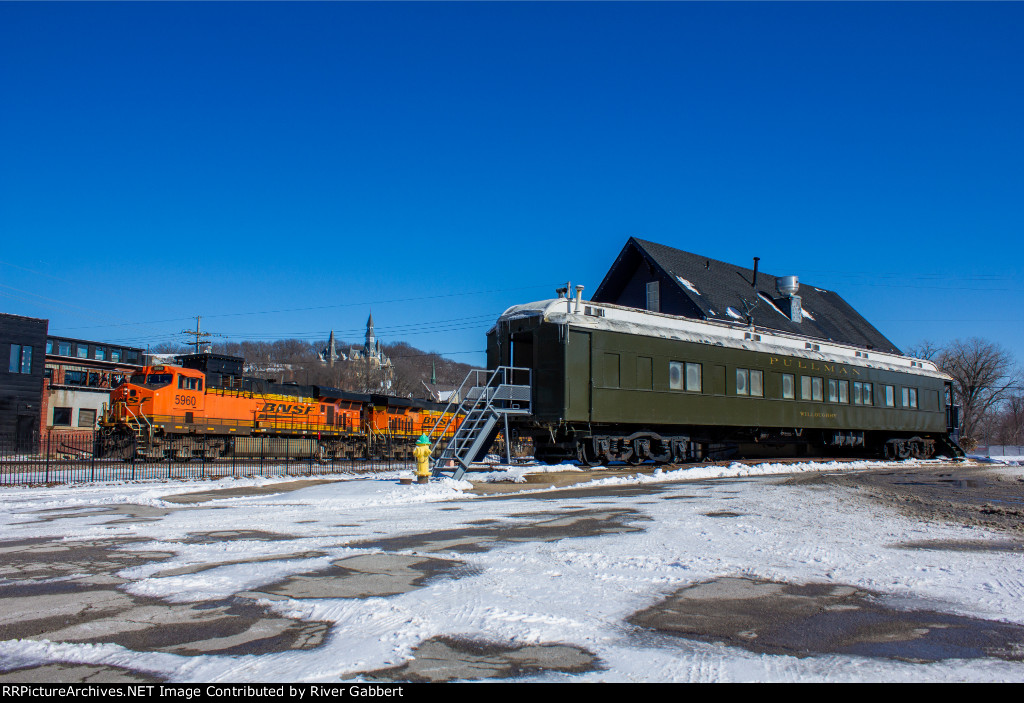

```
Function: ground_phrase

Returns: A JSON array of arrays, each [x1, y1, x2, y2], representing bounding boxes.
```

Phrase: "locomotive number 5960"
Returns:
[[175, 394, 197, 407]]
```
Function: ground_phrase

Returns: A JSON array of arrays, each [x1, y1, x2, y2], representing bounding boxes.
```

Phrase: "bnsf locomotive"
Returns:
[[96, 353, 460, 462], [486, 296, 964, 465]]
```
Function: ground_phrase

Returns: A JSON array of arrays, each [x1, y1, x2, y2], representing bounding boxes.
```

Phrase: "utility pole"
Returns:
[[182, 316, 214, 354]]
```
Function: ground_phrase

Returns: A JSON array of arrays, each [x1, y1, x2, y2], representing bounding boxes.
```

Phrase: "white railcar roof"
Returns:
[[494, 299, 949, 381]]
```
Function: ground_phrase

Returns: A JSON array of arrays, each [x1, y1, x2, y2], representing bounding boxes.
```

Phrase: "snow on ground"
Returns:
[[1, 460, 1022, 682]]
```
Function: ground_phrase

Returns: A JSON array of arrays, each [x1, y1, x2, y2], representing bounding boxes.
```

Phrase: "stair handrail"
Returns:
[[425, 367, 489, 450], [428, 366, 532, 470]]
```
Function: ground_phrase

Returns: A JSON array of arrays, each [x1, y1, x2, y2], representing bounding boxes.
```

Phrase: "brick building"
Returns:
[[42, 336, 144, 439]]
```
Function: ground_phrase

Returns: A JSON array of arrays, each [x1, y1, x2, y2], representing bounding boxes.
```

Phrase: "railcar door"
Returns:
[[566, 330, 591, 422]]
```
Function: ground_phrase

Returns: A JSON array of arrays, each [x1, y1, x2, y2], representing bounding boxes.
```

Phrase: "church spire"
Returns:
[[365, 310, 375, 353]]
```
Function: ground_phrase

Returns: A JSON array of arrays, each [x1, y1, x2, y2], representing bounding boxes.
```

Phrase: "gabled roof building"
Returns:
[[591, 237, 900, 355]]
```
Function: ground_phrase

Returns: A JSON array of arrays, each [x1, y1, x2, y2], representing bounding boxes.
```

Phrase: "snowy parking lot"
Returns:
[[1, 459, 1023, 683]]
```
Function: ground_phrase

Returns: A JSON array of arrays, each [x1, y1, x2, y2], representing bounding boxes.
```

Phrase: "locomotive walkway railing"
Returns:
[[427, 366, 532, 481]]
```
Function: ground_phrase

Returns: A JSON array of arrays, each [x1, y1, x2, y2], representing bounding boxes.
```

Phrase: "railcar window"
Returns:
[[802, 376, 823, 401], [829, 379, 838, 402], [839, 380, 849, 403], [686, 363, 702, 392], [782, 373, 795, 399], [902, 387, 918, 409], [884, 385, 895, 407], [669, 362, 683, 390], [130, 374, 146, 384], [735, 369, 763, 397], [853, 382, 874, 405]]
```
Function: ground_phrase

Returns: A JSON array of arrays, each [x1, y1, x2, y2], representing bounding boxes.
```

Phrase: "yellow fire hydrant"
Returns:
[[413, 434, 432, 483]]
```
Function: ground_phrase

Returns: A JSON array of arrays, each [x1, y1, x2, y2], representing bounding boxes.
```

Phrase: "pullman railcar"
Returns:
[[95, 352, 460, 462], [486, 297, 963, 465]]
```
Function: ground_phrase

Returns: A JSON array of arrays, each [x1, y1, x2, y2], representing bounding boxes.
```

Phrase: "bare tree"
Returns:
[[936, 338, 1019, 446], [993, 393, 1024, 446], [905, 340, 942, 361]]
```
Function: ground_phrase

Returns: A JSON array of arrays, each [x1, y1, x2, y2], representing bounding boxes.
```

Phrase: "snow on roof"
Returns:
[[676, 276, 701, 295]]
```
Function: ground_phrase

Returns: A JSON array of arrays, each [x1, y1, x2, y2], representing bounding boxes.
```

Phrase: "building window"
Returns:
[[782, 373, 795, 399], [78, 409, 97, 428], [76, 344, 89, 359], [883, 385, 895, 407], [646, 281, 660, 313], [52, 407, 72, 426], [58, 341, 71, 357], [111, 350, 121, 362], [64, 370, 88, 385], [802, 376, 823, 401], [95, 347, 106, 361], [8, 345, 32, 374], [46, 339, 53, 354]]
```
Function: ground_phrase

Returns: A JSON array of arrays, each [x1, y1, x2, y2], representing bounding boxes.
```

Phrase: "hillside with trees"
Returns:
[[151, 338, 475, 399]]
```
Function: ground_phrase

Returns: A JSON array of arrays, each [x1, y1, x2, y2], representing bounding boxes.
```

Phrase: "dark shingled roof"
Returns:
[[591, 237, 901, 354]]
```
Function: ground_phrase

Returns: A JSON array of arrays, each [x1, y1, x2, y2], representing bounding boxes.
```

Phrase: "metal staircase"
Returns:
[[427, 366, 532, 481]]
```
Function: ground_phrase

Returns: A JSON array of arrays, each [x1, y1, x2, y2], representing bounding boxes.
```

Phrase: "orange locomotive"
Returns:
[[96, 353, 460, 462]]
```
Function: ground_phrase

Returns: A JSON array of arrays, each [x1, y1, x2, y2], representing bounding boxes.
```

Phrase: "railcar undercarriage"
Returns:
[[529, 423, 963, 466], [94, 423, 436, 462]]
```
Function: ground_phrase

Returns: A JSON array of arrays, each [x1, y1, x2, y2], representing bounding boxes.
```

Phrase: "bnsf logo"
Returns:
[[259, 403, 314, 416]]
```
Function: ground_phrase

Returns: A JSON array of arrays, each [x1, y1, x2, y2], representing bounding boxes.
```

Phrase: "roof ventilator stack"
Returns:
[[777, 275, 802, 323]]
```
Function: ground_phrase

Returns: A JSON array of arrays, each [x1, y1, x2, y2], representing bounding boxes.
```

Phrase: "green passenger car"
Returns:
[[487, 298, 963, 465]]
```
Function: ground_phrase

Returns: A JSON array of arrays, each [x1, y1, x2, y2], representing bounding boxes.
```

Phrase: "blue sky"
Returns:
[[1, 2, 1021, 367]]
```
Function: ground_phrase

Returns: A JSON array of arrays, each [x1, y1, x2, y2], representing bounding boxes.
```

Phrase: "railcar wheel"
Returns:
[[578, 441, 603, 467]]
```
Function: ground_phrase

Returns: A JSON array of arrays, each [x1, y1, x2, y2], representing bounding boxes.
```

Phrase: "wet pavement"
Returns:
[[352, 507, 649, 554], [250, 554, 469, 600], [357, 637, 599, 682], [629, 576, 1024, 662], [783, 464, 1024, 534]]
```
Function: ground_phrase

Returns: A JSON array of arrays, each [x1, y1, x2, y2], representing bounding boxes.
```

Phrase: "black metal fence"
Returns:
[[0, 431, 415, 487]]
